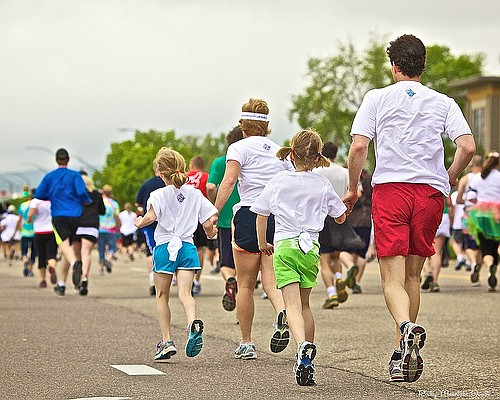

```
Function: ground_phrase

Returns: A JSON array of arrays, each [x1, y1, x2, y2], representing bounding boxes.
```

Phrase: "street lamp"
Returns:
[[25, 145, 99, 173]]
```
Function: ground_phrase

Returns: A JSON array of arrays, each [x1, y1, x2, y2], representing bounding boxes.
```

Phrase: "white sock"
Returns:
[[149, 272, 154, 285], [194, 279, 200, 285], [334, 272, 342, 279], [326, 285, 337, 297], [57, 281, 65, 287]]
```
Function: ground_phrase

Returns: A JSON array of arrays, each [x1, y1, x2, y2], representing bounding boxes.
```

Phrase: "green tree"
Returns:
[[289, 35, 484, 168], [93, 129, 226, 205]]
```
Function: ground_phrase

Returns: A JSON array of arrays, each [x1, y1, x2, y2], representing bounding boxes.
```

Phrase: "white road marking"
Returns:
[[111, 364, 165, 375], [69, 397, 131, 400]]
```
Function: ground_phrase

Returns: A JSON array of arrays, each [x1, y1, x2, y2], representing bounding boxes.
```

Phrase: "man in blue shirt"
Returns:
[[35, 148, 91, 296]]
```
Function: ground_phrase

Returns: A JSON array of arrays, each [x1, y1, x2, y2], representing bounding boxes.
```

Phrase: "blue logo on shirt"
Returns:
[[263, 144, 271, 151], [405, 88, 416, 97], [177, 193, 185, 203]]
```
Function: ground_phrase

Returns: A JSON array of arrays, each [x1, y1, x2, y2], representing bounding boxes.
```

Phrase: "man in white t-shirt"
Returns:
[[343, 34, 476, 383]]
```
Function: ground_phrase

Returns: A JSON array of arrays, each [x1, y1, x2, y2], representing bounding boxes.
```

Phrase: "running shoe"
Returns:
[[270, 310, 290, 353], [103, 259, 112, 273], [352, 283, 363, 294], [79, 277, 88, 296], [400, 322, 426, 383], [222, 277, 237, 311], [48, 266, 57, 285], [192, 282, 201, 296], [429, 282, 440, 292], [185, 319, 204, 357], [488, 264, 497, 291], [470, 264, 480, 286], [388, 358, 404, 382], [154, 340, 177, 361], [335, 278, 348, 303], [322, 295, 339, 309], [234, 342, 257, 360], [294, 341, 317, 386], [345, 265, 359, 289], [54, 284, 66, 296], [420, 273, 433, 290], [454, 259, 467, 271], [149, 285, 156, 296], [23, 262, 30, 277], [38, 280, 47, 288], [72, 261, 83, 287]]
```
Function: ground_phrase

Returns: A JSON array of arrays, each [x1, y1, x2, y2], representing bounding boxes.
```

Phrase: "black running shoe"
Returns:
[[103, 259, 112, 273], [54, 284, 66, 296], [79, 278, 88, 296], [270, 310, 289, 353], [421, 274, 433, 290], [222, 277, 237, 312], [149, 285, 156, 296], [488, 264, 497, 291], [470, 264, 481, 286], [72, 261, 83, 287]]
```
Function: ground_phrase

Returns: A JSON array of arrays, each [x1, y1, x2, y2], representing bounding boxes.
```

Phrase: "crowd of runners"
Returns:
[[1, 34, 499, 387]]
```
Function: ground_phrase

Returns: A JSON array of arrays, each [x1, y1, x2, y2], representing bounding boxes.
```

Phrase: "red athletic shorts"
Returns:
[[372, 183, 444, 258]]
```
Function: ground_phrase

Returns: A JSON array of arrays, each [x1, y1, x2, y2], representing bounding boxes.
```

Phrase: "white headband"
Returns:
[[240, 112, 268, 121]]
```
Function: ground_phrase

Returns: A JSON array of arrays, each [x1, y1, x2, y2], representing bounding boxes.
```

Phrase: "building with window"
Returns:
[[450, 76, 500, 153]]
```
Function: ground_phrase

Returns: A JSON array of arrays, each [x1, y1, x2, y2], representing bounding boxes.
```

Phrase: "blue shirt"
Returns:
[[135, 176, 165, 230], [35, 167, 91, 218]]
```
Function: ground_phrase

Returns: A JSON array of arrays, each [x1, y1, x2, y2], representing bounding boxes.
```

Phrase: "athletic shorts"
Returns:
[[343, 226, 372, 258], [218, 227, 235, 269], [372, 183, 444, 258], [451, 229, 463, 242], [142, 226, 156, 257], [52, 216, 80, 242], [435, 214, 451, 238], [35, 233, 57, 269], [462, 233, 478, 250], [121, 234, 134, 247], [73, 227, 99, 244], [233, 206, 275, 254], [152, 241, 200, 274], [273, 238, 319, 289], [193, 223, 209, 248]]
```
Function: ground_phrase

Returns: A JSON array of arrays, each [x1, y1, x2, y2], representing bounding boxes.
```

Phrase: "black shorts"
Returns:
[[218, 227, 235, 269], [35, 233, 58, 269], [122, 234, 135, 247], [193, 223, 210, 248], [52, 216, 80, 242], [233, 206, 275, 254]]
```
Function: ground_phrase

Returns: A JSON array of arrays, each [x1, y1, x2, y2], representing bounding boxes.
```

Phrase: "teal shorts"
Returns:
[[152, 241, 200, 274], [273, 238, 319, 289]]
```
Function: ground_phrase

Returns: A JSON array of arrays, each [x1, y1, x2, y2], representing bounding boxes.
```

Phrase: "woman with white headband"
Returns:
[[215, 98, 294, 360]]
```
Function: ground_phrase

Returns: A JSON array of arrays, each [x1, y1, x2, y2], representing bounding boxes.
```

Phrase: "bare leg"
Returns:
[[81, 238, 94, 277], [154, 272, 173, 341], [260, 253, 285, 313], [177, 269, 197, 325], [430, 236, 446, 283]]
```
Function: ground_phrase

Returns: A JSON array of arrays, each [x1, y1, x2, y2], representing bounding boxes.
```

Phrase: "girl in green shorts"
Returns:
[[250, 130, 346, 386]]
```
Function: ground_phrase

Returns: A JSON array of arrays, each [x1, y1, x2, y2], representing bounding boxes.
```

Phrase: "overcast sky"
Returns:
[[1, 0, 499, 189]]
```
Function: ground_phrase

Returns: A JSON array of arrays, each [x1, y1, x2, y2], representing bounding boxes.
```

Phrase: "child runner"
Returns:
[[134, 147, 218, 361], [251, 130, 347, 386]]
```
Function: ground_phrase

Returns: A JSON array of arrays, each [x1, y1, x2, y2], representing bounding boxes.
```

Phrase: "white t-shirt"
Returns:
[[351, 81, 472, 195], [119, 210, 137, 236], [313, 162, 349, 197], [226, 135, 294, 213], [29, 198, 53, 233], [147, 184, 217, 246], [1, 214, 21, 242], [450, 191, 465, 230], [469, 169, 500, 203], [250, 170, 347, 243]]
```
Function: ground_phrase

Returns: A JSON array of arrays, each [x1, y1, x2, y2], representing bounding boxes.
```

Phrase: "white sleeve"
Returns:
[[146, 190, 162, 221], [198, 195, 218, 224], [249, 181, 273, 216], [350, 90, 377, 140], [226, 142, 244, 165], [326, 184, 347, 218], [445, 99, 472, 142]]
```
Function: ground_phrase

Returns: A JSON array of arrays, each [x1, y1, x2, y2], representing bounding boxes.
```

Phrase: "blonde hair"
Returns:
[[154, 147, 187, 189], [82, 175, 95, 192], [239, 98, 270, 137], [277, 129, 330, 171]]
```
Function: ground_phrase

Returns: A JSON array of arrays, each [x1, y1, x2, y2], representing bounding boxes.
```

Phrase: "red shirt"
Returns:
[[186, 170, 209, 198]]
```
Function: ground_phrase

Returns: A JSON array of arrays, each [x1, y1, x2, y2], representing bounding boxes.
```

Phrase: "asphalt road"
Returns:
[[0, 252, 498, 400]]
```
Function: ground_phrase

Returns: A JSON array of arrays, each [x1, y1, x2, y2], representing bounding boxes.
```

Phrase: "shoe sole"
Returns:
[[401, 324, 426, 383], [336, 279, 348, 303], [295, 343, 317, 386], [79, 280, 88, 296], [72, 262, 83, 287], [270, 311, 289, 353], [48, 267, 57, 285], [421, 275, 432, 290], [345, 266, 359, 289], [185, 319, 204, 357], [235, 351, 257, 360], [488, 265, 497, 289], [222, 278, 237, 311], [155, 348, 177, 362], [104, 260, 112, 273], [322, 299, 339, 309]]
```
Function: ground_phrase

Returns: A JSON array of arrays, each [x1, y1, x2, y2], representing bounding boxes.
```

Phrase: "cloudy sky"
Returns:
[[1, 0, 499, 189]]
